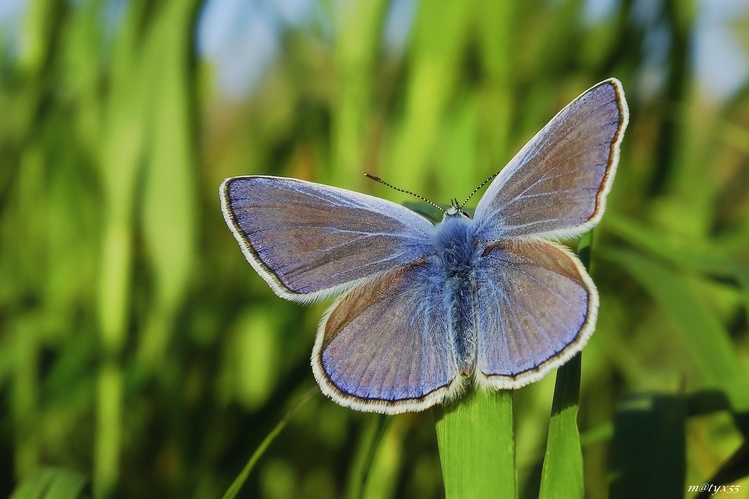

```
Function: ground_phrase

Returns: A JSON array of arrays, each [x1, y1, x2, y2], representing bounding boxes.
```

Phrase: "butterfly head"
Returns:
[[443, 172, 501, 220], [445, 198, 470, 219]]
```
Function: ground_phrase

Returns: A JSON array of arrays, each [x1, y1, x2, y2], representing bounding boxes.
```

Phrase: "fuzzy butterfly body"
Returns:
[[220, 78, 629, 414]]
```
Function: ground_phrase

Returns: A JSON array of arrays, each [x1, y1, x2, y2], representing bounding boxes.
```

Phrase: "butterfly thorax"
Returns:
[[433, 213, 481, 276], [432, 213, 481, 376]]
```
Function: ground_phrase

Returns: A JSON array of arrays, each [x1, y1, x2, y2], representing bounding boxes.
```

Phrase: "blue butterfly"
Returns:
[[220, 79, 629, 414]]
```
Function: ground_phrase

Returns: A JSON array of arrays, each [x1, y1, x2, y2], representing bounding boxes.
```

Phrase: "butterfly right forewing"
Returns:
[[473, 79, 628, 241]]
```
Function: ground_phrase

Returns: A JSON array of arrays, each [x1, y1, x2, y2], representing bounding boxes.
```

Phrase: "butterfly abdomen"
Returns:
[[433, 214, 481, 376], [444, 276, 477, 377]]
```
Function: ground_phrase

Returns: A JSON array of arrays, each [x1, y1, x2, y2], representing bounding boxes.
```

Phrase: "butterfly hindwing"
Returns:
[[474, 239, 597, 389], [313, 262, 463, 414]]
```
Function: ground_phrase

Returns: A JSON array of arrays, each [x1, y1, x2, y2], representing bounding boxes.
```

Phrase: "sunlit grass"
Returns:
[[2, 0, 749, 497]]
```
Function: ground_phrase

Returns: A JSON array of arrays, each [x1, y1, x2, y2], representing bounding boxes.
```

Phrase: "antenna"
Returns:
[[364, 173, 445, 213], [459, 171, 500, 209]]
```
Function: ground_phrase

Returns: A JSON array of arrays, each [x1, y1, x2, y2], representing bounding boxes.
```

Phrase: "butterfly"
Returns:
[[220, 78, 629, 414]]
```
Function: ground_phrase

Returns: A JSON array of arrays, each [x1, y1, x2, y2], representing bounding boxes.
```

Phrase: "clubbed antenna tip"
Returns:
[[363, 172, 445, 213]]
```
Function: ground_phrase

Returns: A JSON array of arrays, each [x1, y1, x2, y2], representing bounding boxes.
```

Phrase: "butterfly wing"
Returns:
[[474, 239, 597, 389], [473, 78, 628, 240], [313, 262, 462, 414], [220, 176, 434, 302]]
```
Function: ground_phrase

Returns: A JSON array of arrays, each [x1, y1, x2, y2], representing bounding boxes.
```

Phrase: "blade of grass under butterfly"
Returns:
[[346, 415, 389, 499], [537, 232, 591, 499], [538, 354, 583, 499], [222, 388, 316, 499], [360, 416, 410, 499], [435, 389, 516, 499]]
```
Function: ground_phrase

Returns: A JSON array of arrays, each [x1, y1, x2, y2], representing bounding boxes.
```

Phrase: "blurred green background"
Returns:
[[1, 0, 749, 497]]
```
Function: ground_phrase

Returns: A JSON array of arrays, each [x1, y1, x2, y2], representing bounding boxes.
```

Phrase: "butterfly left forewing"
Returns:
[[221, 176, 434, 302], [473, 239, 597, 389], [313, 262, 463, 414]]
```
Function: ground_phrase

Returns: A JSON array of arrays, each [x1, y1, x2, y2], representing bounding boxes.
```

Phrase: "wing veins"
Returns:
[[502, 144, 609, 207]]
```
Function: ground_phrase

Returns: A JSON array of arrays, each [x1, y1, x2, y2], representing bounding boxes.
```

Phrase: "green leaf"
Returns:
[[435, 389, 516, 499], [222, 388, 316, 499], [346, 415, 389, 499], [605, 249, 749, 411], [608, 393, 686, 499], [10, 468, 90, 499], [537, 232, 591, 499], [138, 0, 200, 368], [702, 439, 749, 488], [538, 354, 584, 499], [606, 215, 749, 327]]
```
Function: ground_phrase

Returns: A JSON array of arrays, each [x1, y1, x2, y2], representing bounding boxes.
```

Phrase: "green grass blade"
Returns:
[[701, 439, 749, 488], [332, 0, 388, 184], [385, 0, 473, 190], [10, 467, 90, 499], [537, 233, 591, 499], [435, 389, 516, 499], [346, 415, 389, 499], [605, 215, 746, 279], [222, 388, 316, 499], [138, 0, 200, 368], [538, 354, 584, 499], [608, 393, 686, 499], [94, 1, 150, 492], [605, 249, 749, 411], [606, 215, 749, 327], [360, 416, 410, 499]]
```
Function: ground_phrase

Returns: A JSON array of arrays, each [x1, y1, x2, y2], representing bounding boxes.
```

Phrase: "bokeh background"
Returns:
[[1, 0, 749, 497]]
